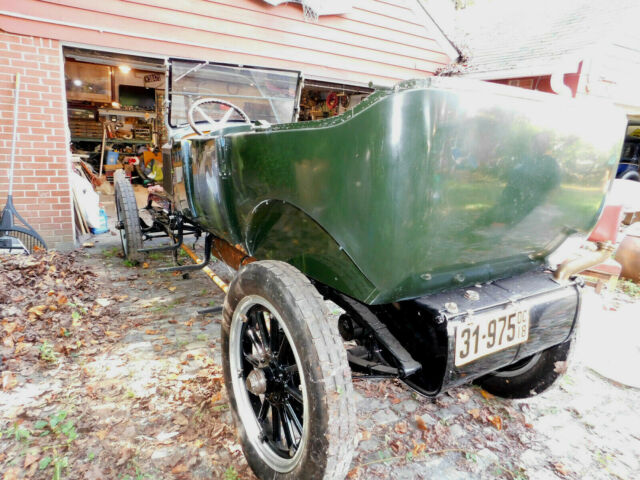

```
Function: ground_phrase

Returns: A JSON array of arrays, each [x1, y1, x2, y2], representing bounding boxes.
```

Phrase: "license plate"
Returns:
[[454, 308, 530, 367]]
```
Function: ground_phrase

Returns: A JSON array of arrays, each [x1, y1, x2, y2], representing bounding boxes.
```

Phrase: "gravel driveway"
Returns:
[[1, 231, 638, 480]]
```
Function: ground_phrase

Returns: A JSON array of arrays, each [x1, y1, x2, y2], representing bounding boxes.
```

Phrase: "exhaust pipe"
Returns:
[[554, 241, 615, 282]]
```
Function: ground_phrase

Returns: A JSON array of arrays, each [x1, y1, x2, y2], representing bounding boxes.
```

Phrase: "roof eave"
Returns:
[[462, 60, 583, 81]]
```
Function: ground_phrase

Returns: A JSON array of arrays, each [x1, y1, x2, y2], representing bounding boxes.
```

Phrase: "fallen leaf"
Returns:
[[210, 391, 223, 404], [347, 467, 360, 479], [27, 305, 47, 317], [360, 430, 371, 441], [145, 329, 160, 335], [174, 413, 189, 426], [415, 415, 429, 431], [389, 438, 404, 454], [142, 262, 149, 269], [3, 322, 17, 335], [95, 298, 110, 307], [24, 451, 39, 468], [95, 429, 108, 440], [480, 389, 494, 400], [116, 447, 135, 466], [468, 408, 481, 420], [193, 439, 204, 448], [56, 295, 68, 305], [457, 391, 471, 403], [412, 441, 427, 456], [171, 464, 188, 474], [14, 342, 28, 356], [553, 462, 569, 476], [82, 242, 94, 248], [2, 371, 18, 391], [487, 415, 502, 430], [168, 286, 177, 292], [394, 422, 408, 435], [3, 467, 19, 480]]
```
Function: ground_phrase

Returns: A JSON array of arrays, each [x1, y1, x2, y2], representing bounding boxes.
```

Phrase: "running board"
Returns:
[[157, 234, 212, 273]]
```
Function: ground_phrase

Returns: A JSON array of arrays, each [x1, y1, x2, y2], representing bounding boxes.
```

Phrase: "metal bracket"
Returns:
[[138, 224, 183, 253], [157, 233, 212, 272], [335, 293, 422, 377]]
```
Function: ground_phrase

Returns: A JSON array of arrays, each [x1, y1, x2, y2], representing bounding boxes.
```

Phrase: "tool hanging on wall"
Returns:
[[0, 73, 48, 255]]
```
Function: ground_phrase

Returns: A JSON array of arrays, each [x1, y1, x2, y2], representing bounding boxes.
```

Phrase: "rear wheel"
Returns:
[[475, 340, 572, 398], [621, 170, 640, 181], [114, 170, 143, 263], [222, 261, 356, 479]]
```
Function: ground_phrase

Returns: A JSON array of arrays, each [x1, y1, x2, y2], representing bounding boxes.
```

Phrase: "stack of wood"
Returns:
[[70, 157, 111, 239]]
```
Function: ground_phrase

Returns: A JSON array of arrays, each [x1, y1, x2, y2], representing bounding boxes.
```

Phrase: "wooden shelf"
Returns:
[[98, 108, 156, 119], [71, 137, 151, 144]]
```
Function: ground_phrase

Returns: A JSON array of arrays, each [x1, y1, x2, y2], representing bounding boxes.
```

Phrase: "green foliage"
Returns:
[[35, 411, 78, 443], [39, 341, 58, 363], [102, 247, 121, 258], [121, 467, 151, 480], [618, 278, 640, 298], [2, 423, 31, 442], [224, 466, 239, 480], [52, 457, 69, 480], [124, 259, 137, 268]]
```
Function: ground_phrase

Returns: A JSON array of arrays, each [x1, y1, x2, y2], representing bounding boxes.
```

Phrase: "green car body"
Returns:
[[168, 78, 625, 304]]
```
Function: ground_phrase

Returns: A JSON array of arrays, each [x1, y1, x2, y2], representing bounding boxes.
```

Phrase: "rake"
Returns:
[[0, 73, 47, 255]]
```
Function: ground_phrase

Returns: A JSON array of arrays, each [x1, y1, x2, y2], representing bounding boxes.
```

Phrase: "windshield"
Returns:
[[169, 60, 301, 127]]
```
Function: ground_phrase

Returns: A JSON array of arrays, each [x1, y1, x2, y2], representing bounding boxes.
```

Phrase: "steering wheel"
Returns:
[[187, 97, 251, 135]]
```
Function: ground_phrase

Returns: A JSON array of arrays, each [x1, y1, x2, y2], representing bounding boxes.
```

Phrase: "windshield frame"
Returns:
[[166, 57, 303, 129]]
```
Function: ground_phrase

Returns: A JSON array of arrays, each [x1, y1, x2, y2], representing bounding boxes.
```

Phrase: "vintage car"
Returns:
[[114, 59, 626, 480]]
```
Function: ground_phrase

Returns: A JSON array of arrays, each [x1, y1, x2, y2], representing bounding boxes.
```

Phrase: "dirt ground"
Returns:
[[1, 229, 639, 480]]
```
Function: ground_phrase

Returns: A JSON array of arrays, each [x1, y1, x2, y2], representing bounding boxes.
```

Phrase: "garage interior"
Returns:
[[61, 47, 372, 243]]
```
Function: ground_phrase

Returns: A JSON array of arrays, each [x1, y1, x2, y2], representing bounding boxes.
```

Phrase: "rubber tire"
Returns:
[[114, 170, 143, 263], [475, 340, 572, 399], [621, 170, 640, 181], [222, 261, 356, 480]]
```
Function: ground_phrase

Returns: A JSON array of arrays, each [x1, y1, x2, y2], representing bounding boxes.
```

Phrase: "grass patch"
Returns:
[[618, 278, 640, 298]]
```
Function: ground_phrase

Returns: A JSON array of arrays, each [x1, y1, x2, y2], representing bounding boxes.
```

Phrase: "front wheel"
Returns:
[[222, 261, 356, 479], [475, 340, 572, 398], [114, 170, 143, 263]]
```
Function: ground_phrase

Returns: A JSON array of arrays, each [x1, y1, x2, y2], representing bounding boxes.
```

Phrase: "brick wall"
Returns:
[[0, 31, 74, 250]]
